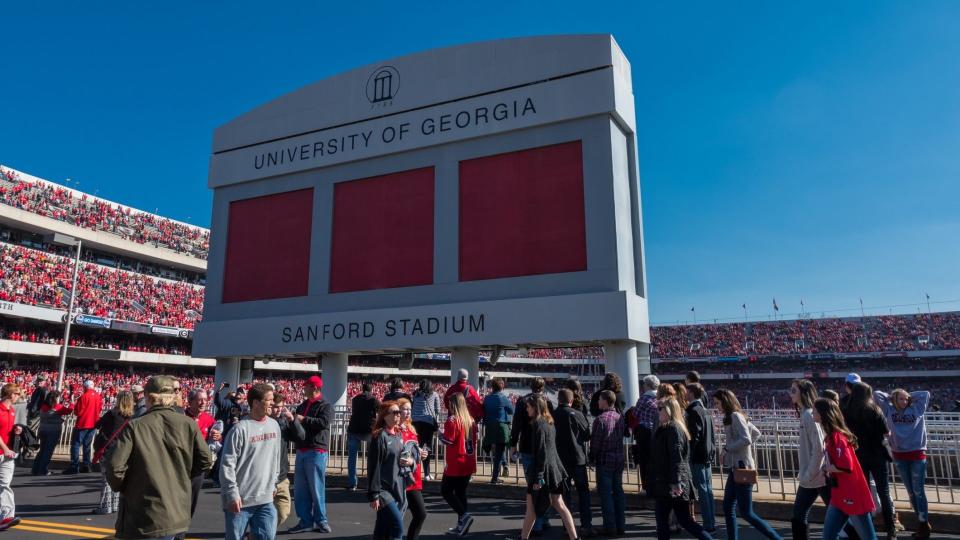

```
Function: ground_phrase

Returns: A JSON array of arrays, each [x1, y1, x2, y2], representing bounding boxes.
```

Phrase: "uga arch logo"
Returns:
[[365, 65, 400, 105]]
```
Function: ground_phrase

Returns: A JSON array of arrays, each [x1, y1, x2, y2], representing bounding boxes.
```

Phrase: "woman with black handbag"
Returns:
[[650, 397, 713, 540], [815, 397, 878, 540], [713, 389, 782, 540]]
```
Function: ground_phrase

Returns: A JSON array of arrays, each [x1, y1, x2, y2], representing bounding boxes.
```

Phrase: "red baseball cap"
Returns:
[[306, 375, 323, 389]]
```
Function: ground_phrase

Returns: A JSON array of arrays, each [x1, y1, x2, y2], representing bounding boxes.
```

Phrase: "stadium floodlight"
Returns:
[[44, 233, 82, 391]]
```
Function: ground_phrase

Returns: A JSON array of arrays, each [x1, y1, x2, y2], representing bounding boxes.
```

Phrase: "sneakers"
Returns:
[[0, 517, 21, 531], [447, 514, 474, 536], [287, 522, 313, 534], [345, 485, 357, 491], [424, 474, 434, 481], [79, 465, 91, 473], [314, 522, 332, 533]]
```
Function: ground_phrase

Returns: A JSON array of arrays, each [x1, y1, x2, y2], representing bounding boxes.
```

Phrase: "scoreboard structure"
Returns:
[[194, 35, 651, 406]]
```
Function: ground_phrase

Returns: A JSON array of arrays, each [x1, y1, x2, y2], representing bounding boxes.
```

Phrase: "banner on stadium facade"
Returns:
[[73, 314, 112, 328], [151, 325, 181, 336], [110, 320, 153, 334], [0, 300, 66, 323]]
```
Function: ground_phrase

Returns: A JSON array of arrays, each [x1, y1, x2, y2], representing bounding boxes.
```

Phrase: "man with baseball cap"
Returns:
[[288, 375, 334, 534], [66, 380, 101, 474], [105, 376, 213, 539], [842, 373, 862, 409]]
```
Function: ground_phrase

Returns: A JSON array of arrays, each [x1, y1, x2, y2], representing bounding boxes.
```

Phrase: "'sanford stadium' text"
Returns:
[[281, 314, 485, 343]]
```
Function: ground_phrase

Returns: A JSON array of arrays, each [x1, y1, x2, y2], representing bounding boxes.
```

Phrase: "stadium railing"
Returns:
[[53, 408, 960, 507]]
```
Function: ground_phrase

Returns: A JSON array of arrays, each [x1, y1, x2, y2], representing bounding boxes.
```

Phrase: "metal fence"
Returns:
[[52, 408, 960, 507]]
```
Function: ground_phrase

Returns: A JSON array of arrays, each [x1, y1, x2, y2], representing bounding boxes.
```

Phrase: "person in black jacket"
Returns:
[[346, 383, 380, 491], [510, 378, 555, 535], [650, 397, 713, 540], [842, 382, 896, 539], [518, 395, 580, 540], [555, 389, 594, 537], [367, 401, 412, 540], [288, 375, 335, 535], [383, 378, 412, 403], [685, 383, 716, 533], [589, 373, 625, 417], [92, 390, 134, 515]]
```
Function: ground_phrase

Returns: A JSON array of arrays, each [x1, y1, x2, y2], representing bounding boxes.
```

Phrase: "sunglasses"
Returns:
[[387, 410, 401, 415]]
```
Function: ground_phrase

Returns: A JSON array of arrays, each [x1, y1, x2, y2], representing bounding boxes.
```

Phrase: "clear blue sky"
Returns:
[[2, 2, 958, 324]]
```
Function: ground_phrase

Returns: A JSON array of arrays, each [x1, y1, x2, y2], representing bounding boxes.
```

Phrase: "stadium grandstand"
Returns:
[[1, 162, 958, 411]]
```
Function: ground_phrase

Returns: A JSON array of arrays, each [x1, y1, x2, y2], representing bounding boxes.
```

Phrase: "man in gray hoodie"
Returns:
[[220, 384, 282, 540]]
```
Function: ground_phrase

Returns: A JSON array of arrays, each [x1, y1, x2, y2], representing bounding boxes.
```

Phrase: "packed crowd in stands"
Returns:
[[0, 225, 205, 285], [0, 242, 204, 329], [654, 355, 960, 375], [0, 167, 209, 259], [651, 312, 960, 359]]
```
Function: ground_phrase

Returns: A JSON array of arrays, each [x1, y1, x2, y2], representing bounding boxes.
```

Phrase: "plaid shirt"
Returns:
[[632, 392, 659, 432], [589, 409, 626, 470]]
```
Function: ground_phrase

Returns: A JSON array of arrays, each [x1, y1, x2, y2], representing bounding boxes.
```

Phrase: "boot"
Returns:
[[791, 519, 808, 540], [912, 520, 931, 539]]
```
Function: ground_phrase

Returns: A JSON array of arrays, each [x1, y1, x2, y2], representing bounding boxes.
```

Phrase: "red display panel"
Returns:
[[329, 167, 435, 293], [459, 141, 587, 281], [222, 188, 314, 303]]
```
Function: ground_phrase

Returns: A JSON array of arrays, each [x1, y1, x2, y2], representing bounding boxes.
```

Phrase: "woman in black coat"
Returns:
[[650, 398, 713, 540], [519, 395, 580, 540]]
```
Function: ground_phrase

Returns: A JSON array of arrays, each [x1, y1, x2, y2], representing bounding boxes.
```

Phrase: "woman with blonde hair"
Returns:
[[874, 386, 931, 538], [440, 393, 478, 536], [650, 398, 713, 540], [519, 394, 579, 540], [93, 390, 134, 515]]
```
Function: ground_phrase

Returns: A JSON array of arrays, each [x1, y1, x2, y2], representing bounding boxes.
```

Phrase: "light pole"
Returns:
[[46, 233, 82, 391]]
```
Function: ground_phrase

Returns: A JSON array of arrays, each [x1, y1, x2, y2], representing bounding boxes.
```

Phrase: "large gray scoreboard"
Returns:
[[194, 35, 650, 405]]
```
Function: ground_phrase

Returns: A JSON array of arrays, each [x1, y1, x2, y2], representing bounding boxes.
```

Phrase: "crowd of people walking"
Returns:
[[0, 367, 939, 539]]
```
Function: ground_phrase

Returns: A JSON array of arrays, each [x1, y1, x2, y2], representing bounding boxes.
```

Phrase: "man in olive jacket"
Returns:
[[105, 376, 213, 539]]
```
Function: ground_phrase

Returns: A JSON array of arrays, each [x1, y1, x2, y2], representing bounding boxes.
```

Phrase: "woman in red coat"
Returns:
[[813, 398, 878, 540]]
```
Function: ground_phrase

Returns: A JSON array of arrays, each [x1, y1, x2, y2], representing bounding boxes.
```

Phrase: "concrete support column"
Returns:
[[450, 347, 480, 389], [215, 357, 241, 389], [603, 340, 647, 408], [239, 358, 255, 385], [322, 352, 349, 408]]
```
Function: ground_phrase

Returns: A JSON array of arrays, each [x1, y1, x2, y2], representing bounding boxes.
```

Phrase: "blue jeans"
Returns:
[[347, 434, 365, 488], [822, 505, 876, 540], [293, 450, 328, 528], [520, 453, 550, 530], [722, 470, 783, 540], [895, 459, 928, 522], [596, 466, 625, 532], [691, 462, 715, 530], [225, 502, 277, 540], [562, 464, 593, 528], [792, 485, 830, 525], [70, 428, 96, 469], [32, 429, 61, 475], [373, 500, 404, 540]]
